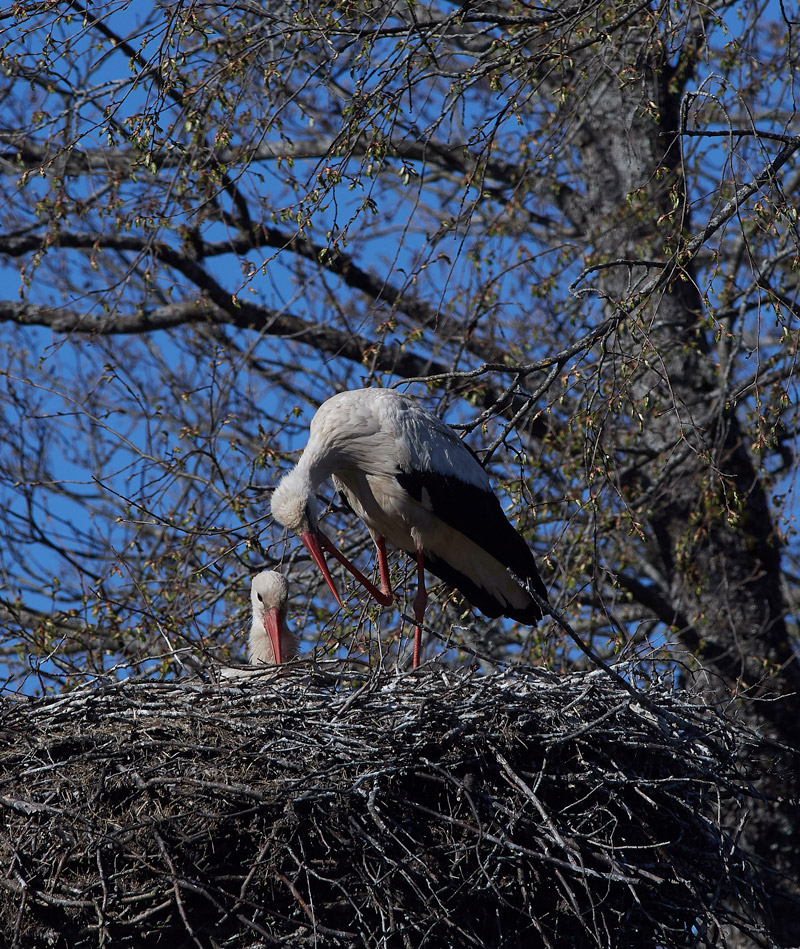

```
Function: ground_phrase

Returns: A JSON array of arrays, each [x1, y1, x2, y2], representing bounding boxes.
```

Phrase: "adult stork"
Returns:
[[270, 387, 547, 667], [248, 570, 298, 665]]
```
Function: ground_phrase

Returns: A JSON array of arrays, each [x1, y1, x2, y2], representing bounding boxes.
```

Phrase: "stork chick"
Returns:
[[249, 570, 298, 665]]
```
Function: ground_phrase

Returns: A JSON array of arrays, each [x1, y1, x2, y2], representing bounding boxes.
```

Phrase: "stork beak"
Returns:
[[264, 607, 285, 665], [300, 528, 344, 607]]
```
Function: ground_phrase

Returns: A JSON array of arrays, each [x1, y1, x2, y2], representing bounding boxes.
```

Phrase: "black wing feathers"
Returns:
[[421, 550, 542, 624], [395, 468, 547, 604]]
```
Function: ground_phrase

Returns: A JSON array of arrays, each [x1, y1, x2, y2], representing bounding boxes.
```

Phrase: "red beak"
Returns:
[[300, 528, 344, 607], [308, 531, 394, 606], [264, 606, 285, 665]]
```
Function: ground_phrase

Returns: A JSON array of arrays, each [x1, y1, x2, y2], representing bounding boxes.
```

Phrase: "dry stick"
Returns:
[[152, 829, 204, 949], [417, 591, 715, 742], [530, 592, 712, 739], [401, 612, 494, 667], [1, 662, 767, 944]]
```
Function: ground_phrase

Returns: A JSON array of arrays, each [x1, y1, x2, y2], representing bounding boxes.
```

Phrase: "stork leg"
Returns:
[[318, 531, 394, 607], [411, 547, 427, 669], [375, 536, 392, 598]]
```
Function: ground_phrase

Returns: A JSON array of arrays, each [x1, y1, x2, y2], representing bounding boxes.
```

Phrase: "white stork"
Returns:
[[248, 570, 298, 665], [270, 387, 547, 668]]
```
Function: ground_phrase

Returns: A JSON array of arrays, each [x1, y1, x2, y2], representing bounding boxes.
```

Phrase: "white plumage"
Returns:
[[270, 388, 547, 667]]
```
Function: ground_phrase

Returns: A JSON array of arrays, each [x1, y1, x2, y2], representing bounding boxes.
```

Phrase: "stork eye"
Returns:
[[257, 593, 263, 602]]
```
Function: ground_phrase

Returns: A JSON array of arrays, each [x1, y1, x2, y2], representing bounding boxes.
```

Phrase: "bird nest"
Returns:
[[0, 664, 769, 948]]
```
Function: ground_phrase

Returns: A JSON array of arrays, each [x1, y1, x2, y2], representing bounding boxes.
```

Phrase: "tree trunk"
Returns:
[[562, 18, 800, 943]]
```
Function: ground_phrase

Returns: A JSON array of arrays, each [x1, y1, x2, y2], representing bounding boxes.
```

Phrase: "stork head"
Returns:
[[270, 471, 343, 607], [271, 470, 313, 533], [249, 570, 297, 665]]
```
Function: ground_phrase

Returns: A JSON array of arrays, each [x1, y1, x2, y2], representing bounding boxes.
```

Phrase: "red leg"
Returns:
[[375, 536, 392, 598], [318, 531, 394, 606], [411, 547, 427, 669]]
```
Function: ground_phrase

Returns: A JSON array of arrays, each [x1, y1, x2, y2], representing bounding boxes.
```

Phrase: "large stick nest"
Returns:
[[0, 665, 769, 948]]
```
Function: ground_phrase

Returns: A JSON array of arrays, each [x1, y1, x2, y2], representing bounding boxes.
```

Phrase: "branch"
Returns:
[[0, 296, 434, 371], [0, 298, 549, 437], [643, 135, 800, 296], [0, 225, 516, 365], [613, 572, 694, 633]]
